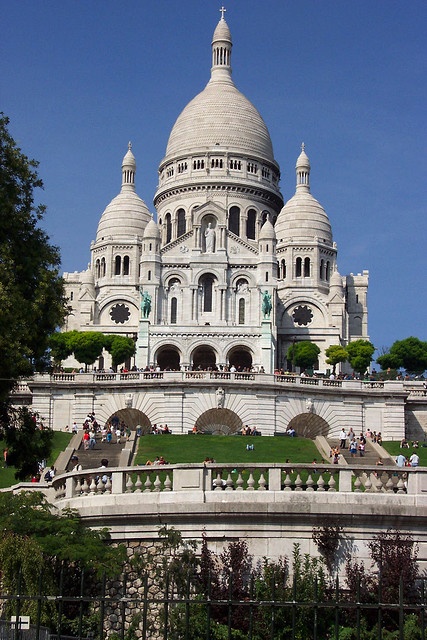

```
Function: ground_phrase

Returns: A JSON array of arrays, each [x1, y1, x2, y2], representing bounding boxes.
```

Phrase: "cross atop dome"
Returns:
[[220, 6, 226, 19], [128, 141, 132, 151]]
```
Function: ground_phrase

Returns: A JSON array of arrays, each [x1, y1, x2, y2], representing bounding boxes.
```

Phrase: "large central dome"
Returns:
[[165, 81, 275, 162], [162, 14, 276, 165]]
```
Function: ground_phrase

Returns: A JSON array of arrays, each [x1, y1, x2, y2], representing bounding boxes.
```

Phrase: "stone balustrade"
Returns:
[[51, 462, 425, 502], [41, 370, 416, 392]]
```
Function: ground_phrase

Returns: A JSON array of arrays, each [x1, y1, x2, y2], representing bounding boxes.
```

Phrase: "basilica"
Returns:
[[63, 11, 368, 375]]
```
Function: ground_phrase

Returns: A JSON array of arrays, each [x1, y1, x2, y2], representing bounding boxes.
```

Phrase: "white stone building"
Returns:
[[63, 12, 368, 375]]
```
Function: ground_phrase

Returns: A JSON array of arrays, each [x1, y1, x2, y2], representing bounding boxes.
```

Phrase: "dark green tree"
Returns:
[[325, 344, 348, 375], [70, 331, 105, 370], [0, 114, 67, 400], [377, 337, 427, 375], [287, 341, 320, 371], [2, 406, 53, 480], [104, 334, 136, 369], [48, 330, 76, 367], [346, 339, 375, 376]]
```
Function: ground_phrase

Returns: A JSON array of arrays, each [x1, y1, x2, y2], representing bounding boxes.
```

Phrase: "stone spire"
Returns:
[[121, 142, 136, 192], [211, 7, 233, 82], [295, 142, 311, 193]]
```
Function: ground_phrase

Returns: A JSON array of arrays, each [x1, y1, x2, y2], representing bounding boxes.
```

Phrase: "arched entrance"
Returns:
[[107, 408, 151, 433], [156, 346, 181, 371], [192, 346, 217, 371], [228, 346, 253, 371], [195, 408, 242, 435], [281, 413, 329, 439]]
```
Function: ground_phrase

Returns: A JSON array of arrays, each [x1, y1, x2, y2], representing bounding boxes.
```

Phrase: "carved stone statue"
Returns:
[[216, 387, 225, 409], [140, 290, 152, 319], [262, 290, 272, 319], [204, 222, 216, 253]]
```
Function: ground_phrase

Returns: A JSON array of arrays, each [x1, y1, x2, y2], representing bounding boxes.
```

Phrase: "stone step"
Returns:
[[70, 434, 127, 471]]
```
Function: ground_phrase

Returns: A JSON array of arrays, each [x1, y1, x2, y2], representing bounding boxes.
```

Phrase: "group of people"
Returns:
[[396, 451, 420, 468], [240, 425, 261, 436], [151, 424, 172, 435], [77, 413, 132, 449], [145, 456, 168, 465]]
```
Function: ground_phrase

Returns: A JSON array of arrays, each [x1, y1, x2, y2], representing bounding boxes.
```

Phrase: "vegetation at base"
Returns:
[[0, 491, 126, 632], [287, 340, 321, 370], [0, 429, 72, 488], [134, 434, 320, 465]]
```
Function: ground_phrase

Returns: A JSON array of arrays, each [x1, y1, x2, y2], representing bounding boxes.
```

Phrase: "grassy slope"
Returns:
[[0, 431, 73, 489], [381, 440, 427, 465], [134, 434, 320, 465]]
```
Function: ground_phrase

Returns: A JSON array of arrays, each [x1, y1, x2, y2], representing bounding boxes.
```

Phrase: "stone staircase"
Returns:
[[68, 432, 130, 471], [321, 436, 395, 467]]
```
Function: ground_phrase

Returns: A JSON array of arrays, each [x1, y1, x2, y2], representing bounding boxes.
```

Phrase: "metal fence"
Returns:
[[1, 573, 427, 640]]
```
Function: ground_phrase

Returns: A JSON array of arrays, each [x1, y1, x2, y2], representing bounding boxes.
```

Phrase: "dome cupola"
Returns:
[[95, 144, 151, 243]]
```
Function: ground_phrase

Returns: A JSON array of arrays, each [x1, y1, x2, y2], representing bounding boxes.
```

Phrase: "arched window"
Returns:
[[171, 297, 177, 324], [304, 257, 310, 277], [165, 213, 172, 244], [95, 259, 100, 279], [238, 298, 245, 324], [296, 257, 302, 277], [281, 259, 286, 279], [115, 255, 121, 275], [148, 270, 151, 281], [320, 259, 324, 280], [228, 206, 240, 236], [123, 255, 130, 276], [246, 208, 256, 240], [177, 208, 186, 237], [201, 275, 214, 312], [326, 261, 331, 281], [101, 257, 106, 277]]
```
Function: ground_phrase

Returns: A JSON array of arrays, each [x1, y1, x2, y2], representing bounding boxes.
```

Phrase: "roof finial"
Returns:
[[220, 6, 226, 19], [128, 141, 132, 151], [301, 142, 305, 153]]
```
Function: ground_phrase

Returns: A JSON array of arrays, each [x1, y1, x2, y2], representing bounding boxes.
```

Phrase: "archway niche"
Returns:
[[107, 408, 151, 433], [156, 347, 181, 371], [196, 408, 242, 435], [228, 347, 253, 371], [279, 413, 329, 439], [192, 346, 217, 371]]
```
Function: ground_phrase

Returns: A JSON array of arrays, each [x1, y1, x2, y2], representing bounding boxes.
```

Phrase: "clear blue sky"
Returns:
[[2, 0, 426, 357]]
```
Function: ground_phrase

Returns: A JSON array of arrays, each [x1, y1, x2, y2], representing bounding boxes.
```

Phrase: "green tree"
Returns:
[[104, 334, 136, 369], [325, 344, 348, 375], [346, 339, 375, 376], [0, 114, 67, 401], [48, 330, 75, 367], [2, 406, 53, 480], [70, 331, 105, 370], [0, 491, 126, 628], [377, 337, 427, 375], [287, 341, 320, 371]]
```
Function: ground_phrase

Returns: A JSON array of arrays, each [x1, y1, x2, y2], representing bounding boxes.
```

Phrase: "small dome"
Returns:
[[96, 192, 151, 241], [259, 217, 276, 240], [275, 192, 332, 244], [275, 146, 332, 245], [143, 216, 160, 239], [330, 267, 343, 289], [95, 146, 151, 242], [212, 15, 232, 43]]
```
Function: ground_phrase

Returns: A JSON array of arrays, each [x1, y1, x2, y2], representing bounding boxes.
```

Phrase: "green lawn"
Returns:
[[0, 431, 73, 489], [381, 441, 427, 465], [134, 434, 320, 465]]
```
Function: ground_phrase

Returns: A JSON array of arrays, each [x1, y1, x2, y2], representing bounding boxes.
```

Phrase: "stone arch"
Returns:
[[156, 345, 181, 371], [107, 408, 151, 433], [227, 346, 253, 370], [281, 413, 329, 439], [195, 408, 242, 435], [192, 345, 217, 370]]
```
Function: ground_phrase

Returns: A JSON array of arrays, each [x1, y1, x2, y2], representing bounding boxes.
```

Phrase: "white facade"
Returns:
[[63, 14, 368, 376]]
